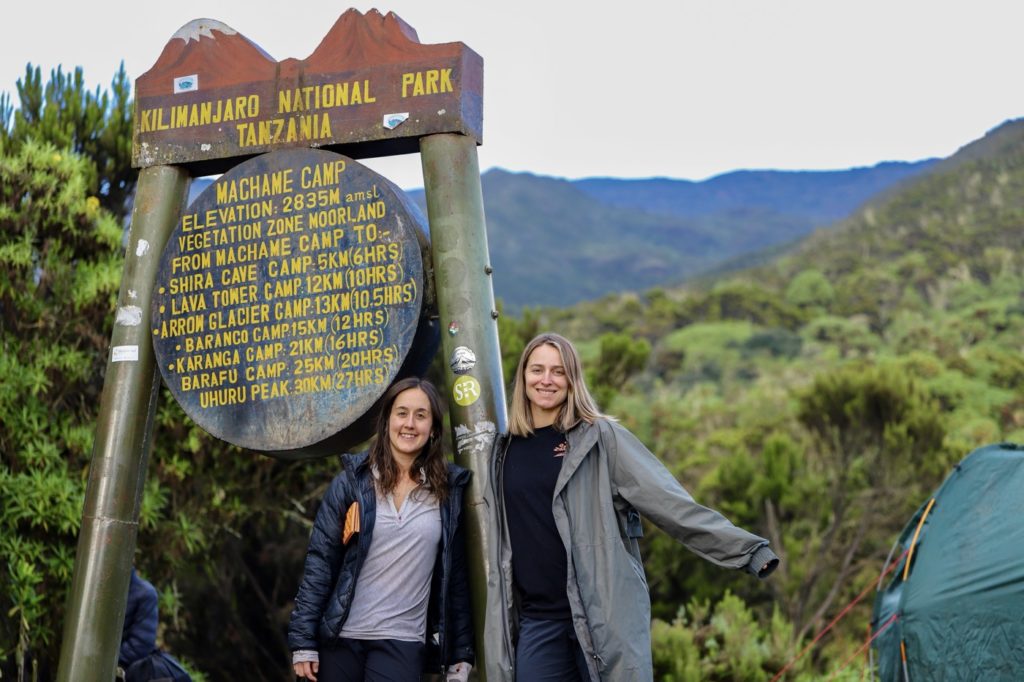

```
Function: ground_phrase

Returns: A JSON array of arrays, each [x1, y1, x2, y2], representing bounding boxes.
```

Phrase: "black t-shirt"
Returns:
[[502, 425, 572, 619]]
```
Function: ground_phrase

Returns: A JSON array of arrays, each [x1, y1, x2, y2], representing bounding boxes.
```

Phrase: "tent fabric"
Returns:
[[872, 442, 1024, 681]]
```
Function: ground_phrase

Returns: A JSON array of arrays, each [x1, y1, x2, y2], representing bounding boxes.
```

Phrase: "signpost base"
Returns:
[[57, 165, 190, 682], [421, 132, 506, 680]]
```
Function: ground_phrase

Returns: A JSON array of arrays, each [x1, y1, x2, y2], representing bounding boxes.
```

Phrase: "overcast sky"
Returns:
[[4, 0, 1023, 189]]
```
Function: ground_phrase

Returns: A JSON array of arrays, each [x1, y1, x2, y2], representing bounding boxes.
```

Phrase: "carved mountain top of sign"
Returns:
[[137, 10, 472, 96], [302, 8, 464, 70], [137, 18, 276, 96], [132, 9, 483, 169]]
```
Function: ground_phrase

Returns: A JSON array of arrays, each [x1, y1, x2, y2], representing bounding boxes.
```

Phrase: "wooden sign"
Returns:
[[133, 10, 483, 172], [151, 148, 430, 455]]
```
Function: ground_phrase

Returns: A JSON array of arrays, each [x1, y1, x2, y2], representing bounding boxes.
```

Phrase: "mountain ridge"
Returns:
[[189, 157, 940, 311], [414, 159, 936, 310]]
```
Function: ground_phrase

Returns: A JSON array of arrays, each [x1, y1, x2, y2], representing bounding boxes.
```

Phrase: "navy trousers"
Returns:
[[319, 638, 424, 682], [515, 616, 591, 682]]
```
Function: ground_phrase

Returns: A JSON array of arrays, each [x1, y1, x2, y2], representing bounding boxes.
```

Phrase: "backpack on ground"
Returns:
[[124, 650, 192, 682]]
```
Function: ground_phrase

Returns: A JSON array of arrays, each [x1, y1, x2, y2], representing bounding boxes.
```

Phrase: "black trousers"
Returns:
[[515, 616, 590, 682], [320, 638, 425, 682]]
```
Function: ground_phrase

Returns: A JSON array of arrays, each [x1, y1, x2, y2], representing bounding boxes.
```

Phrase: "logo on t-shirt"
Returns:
[[553, 441, 567, 457]]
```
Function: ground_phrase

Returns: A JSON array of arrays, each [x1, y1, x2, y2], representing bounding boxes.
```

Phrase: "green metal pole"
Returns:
[[57, 165, 190, 682], [420, 133, 506, 680]]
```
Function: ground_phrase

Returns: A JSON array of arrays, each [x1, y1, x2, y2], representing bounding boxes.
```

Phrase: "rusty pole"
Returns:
[[57, 165, 190, 682], [420, 133, 506, 680]]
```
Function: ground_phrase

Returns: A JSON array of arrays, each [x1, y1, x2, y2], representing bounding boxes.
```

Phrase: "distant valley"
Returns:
[[408, 161, 936, 310], [189, 157, 939, 312]]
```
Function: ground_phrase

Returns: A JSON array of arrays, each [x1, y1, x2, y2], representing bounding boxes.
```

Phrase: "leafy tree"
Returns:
[[659, 320, 754, 389], [684, 282, 806, 330], [784, 269, 835, 312], [1, 63, 135, 216], [0, 66, 332, 681], [785, 363, 949, 641], [638, 287, 689, 338], [802, 315, 880, 359], [589, 332, 650, 406], [0, 139, 123, 680], [495, 302, 542, 384], [740, 328, 803, 361], [650, 591, 824, 682]]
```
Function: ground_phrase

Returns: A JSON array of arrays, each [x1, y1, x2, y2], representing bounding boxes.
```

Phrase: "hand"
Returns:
[[294, 660, 319, 681], [759, 557, 780, 577], [446, 661, 472, 682]]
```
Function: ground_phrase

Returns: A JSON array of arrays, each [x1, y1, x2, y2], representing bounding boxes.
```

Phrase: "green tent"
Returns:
[[872, 442, 1024, 681]]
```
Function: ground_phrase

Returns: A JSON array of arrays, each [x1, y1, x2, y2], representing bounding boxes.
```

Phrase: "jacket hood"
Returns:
[[340, 451, 370, 471]]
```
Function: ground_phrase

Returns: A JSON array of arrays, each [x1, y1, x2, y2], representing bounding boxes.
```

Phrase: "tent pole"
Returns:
[[867, 621, 874, 681]]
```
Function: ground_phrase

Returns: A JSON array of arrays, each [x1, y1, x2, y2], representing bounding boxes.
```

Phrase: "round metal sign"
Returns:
[[152, 148, 427, 455]]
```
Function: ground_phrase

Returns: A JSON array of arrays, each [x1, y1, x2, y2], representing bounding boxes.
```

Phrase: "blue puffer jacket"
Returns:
[[288, 452, 475, 671], [119, 569, 159, 667]]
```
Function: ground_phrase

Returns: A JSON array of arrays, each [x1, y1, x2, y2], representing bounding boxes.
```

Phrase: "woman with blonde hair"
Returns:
[[484, 332, 778, 681]]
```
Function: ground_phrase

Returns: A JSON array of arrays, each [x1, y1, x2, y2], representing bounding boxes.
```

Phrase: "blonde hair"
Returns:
[[508, 332, 610, 436]]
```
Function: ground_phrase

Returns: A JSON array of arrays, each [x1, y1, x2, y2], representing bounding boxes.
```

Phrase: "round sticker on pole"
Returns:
[[452, 375, 481, 407]]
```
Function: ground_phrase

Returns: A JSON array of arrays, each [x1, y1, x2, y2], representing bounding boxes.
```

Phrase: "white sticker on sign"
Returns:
[[174, 74, 199, 94], [383, 112, 409, 130], [112, 345, 139, 363]]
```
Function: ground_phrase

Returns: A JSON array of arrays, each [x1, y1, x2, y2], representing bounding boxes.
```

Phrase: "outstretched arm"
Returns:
[[606, 422, 778, 576]]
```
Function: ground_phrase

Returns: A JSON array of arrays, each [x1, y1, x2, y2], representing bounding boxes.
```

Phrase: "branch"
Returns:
[[763, 498, 787, 602], [794, 490, 847, 626], [795, 509, 872, 643]]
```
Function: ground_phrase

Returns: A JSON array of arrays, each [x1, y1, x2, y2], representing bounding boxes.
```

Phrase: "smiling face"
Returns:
[[524, 343, 569, 428], [387, 387, 433, 462]]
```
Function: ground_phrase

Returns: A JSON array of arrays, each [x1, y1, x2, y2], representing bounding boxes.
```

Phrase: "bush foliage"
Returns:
[[2, 66, 1022, 680]]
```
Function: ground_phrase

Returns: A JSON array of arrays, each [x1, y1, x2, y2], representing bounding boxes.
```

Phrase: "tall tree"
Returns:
[[786, 363, 949, 640], [0, 138, 123, 680], [1, 63, 135, 217], [0, 65, 336, 681]]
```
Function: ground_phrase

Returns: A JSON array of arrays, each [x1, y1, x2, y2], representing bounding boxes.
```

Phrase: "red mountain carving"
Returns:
[[138, 10, 469, 95], [304, 9, 462, 69], [136, 19, 275, 97]]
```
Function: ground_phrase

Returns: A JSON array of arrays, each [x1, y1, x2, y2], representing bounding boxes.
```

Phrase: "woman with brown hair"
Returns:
[[289, 377, 474, 682], [484, 332, 779, 681]]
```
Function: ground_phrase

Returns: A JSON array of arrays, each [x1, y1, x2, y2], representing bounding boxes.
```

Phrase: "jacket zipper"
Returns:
[[437, 483, 461, 673], [438, 469, 469, 673]]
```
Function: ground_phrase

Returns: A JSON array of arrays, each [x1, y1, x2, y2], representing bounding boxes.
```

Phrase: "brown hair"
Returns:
[[507, 332, 610, 437], [368, 377, 449, 503]]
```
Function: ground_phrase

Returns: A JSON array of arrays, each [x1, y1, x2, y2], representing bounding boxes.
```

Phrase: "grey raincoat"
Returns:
[[483, 418, 778, 681]]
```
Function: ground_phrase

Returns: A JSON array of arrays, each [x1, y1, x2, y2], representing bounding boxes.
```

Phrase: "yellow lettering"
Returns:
[[401, 69, 454, 97], [278, 89, 292, 114]]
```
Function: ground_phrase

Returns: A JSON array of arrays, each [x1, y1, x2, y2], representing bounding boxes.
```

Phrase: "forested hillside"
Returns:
[[500, 117, 1024, 678], [2, 63, 1020, 681]]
